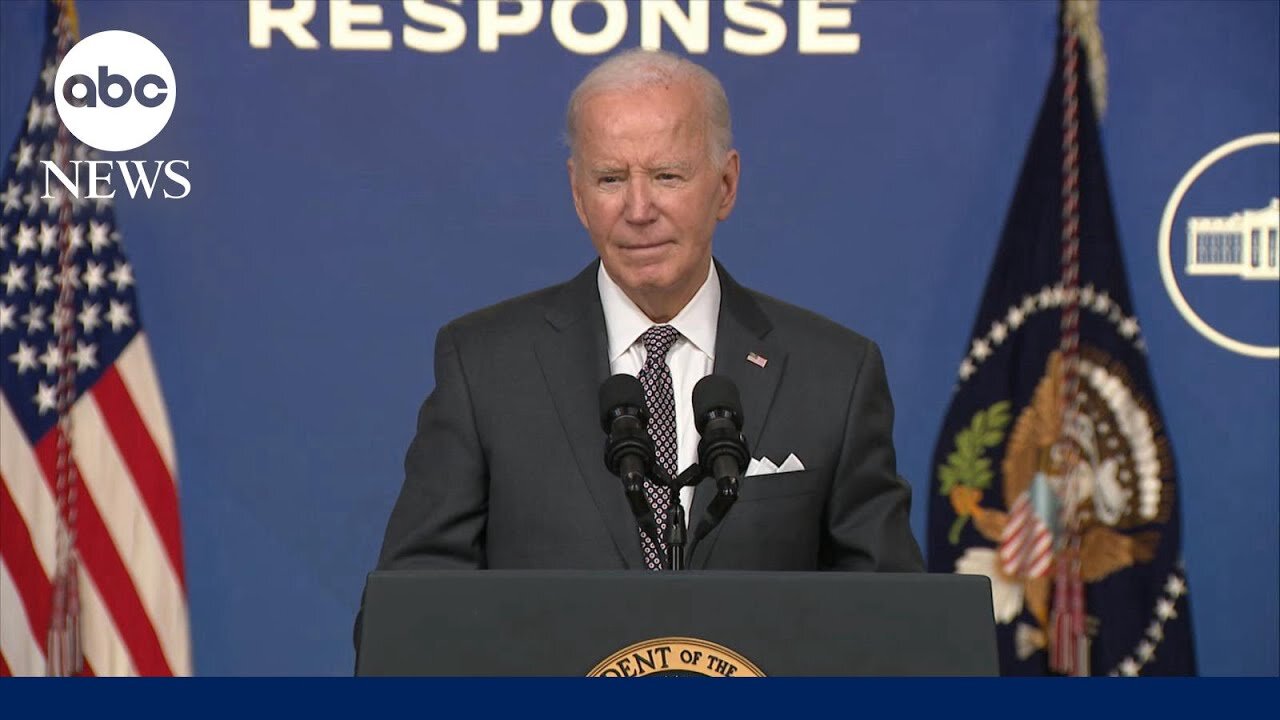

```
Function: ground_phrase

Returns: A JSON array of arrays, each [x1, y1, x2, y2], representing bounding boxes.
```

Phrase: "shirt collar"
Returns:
[[598, 260, 720, 363]]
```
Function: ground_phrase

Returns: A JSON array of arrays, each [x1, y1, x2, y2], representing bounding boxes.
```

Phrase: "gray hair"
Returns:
[[565, 48, 733, 166]]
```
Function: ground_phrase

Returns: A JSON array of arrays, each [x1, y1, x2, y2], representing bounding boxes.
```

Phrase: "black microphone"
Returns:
[[599, 374, 661, 546], [691, 375, 748, 545], [600, 374, 653, 482]]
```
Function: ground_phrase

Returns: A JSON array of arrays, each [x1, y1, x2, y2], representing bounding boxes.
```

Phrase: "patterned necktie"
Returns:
[[638, 324, 681, 571]]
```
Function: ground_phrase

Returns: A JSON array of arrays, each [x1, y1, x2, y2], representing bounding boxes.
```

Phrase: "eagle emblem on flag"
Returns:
[[941, 345, 1176, 663]]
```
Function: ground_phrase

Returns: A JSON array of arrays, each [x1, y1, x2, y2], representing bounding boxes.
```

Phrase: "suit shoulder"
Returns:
[[438, 281, 563, 346], [746, 288, 877, 359]]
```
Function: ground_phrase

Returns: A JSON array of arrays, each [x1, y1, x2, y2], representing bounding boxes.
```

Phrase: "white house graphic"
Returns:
[[1186, 197, 1280, 280]]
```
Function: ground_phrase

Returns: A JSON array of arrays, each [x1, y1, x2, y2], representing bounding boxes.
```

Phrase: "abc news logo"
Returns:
[[41, 30, 189, 201], [62, 66, 169, 109]]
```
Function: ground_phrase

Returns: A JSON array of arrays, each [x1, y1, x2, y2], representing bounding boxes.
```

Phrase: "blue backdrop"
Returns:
[[1, 0, 1275, 675]]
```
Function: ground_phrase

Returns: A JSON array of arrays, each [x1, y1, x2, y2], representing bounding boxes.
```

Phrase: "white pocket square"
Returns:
[[746, 453, 805, 476]]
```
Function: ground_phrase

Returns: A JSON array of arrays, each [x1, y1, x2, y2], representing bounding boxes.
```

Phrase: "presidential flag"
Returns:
[[926, 2, 1195, 675], [0, 1, 190, 676]]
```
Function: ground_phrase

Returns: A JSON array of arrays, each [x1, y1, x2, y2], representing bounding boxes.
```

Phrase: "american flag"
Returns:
[[0, 1, 190, 676]]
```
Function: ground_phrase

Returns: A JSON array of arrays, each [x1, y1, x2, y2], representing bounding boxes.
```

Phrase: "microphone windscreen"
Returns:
[[599, 373, 646, 431], [692, 374, 742, 433]]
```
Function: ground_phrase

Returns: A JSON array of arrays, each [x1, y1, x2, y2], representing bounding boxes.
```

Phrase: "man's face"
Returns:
[[569, 81, 739, 317]]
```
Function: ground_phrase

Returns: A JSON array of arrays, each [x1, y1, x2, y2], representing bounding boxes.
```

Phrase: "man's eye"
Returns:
[[656, 173, 682, 182], [599, 176, 620, 185]]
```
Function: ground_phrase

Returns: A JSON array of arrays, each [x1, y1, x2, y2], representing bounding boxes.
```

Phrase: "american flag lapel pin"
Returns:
[[746, 352, 768, 368]]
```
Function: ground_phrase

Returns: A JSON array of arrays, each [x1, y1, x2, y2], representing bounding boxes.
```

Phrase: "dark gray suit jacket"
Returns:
[[373, 260, 923, 573]]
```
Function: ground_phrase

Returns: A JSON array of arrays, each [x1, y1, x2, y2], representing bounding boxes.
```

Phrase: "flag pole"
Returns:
[[47, 0, 82, 678], [1050, 0, 1107, 678]]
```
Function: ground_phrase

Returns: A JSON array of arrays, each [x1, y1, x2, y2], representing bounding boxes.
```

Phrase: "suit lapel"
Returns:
[[533, 261, 646, 569], [690, 262, 787, 569]]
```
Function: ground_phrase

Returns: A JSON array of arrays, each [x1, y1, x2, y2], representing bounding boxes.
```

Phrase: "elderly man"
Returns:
[[371, 49, 922, 575]]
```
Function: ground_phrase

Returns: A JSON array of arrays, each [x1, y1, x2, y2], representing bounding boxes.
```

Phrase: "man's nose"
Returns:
[[623, 178, 658, 225]]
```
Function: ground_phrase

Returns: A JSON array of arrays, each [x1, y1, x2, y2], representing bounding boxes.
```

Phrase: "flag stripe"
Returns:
[[0, 644, 11, 676], [91, 364, 185, 585], [999, 492, 1055, 579], [1002, 501, 1030, 539], [1026, 534, 1053, 577], [77, 561, 134, 677], [1, 397, 56, 573], [0, 397, 134, 677], [1005, 531, 1051, 576], [32, 430, 172, 676], [0, 475, 52, 655], [69, 395, 189, 674], [0, 557, 103, 677], [0, 395, 53, 677], [0, 550, 46, 676], [114, 335, 176, 477]]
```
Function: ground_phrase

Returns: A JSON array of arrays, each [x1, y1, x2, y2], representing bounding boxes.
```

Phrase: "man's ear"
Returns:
[[716, 149, 741, 221], [568, 157, 589, 229]]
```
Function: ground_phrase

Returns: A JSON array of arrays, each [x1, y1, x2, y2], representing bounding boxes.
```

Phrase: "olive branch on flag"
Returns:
[[937, 401, 1011, 544]]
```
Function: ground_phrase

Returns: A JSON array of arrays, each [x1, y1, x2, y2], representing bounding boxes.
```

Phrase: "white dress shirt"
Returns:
[[598, 260, 720, 522]]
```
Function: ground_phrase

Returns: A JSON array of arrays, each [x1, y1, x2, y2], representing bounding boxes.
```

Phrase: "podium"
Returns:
[[356, 570, 998, 676]]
